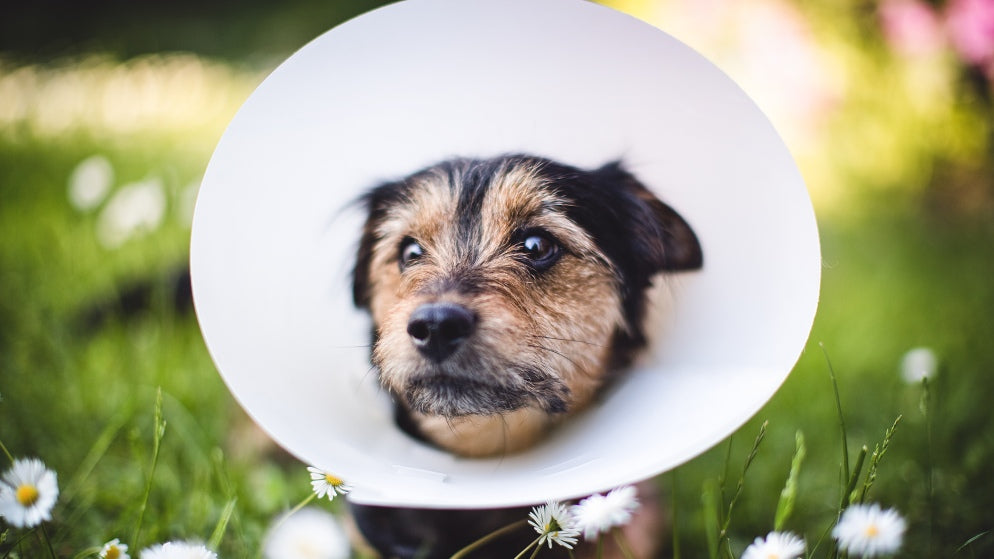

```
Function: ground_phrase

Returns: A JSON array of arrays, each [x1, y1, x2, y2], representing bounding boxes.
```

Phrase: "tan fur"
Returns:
[[364, 161, 626, 457]]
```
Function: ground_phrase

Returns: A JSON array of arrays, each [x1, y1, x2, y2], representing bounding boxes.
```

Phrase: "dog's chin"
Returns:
[[403, 373, 537, 417], [387, 358, 572, 419]]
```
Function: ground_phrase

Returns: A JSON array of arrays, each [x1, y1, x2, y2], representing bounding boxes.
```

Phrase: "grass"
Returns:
[[666, 197, 994, 557], [2, 127, 993, 558], [2, 7, 994, 554]]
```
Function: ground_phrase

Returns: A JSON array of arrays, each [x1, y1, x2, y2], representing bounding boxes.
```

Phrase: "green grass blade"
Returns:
[[774, 431, 807, 531], [132, 387, 167, 551], [670, 470, 681, 559], [701, 480, 720, 559], [859, 415, 902, 503], [821, 344, 850, 490], [0, 437, 13, 463], [208, 497, 238, 551], [841, 445, 867, 511], [955, 531, 989, 554], [719, 421, 768, 558], [921, 377, 934, 556], [61, 406, 133, 508]]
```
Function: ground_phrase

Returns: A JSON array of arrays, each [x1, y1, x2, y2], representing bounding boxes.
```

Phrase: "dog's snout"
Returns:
[[407, 303, 476, 362]]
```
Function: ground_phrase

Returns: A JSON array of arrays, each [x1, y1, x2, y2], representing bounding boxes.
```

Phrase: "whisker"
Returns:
[[529, 335, 608, 348], [497, 414, 510, 464], [360, 363, 379, 385], [525, 342, 591, 377]]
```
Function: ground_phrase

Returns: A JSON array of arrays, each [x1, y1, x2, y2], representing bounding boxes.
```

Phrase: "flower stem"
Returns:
[[284, 492, 316, 522], [528, 538, 543, 559], [71, 546, 102, 559], [451, 519, 528, 559], [612, 528, 637, 559], [39, 524, 57, 559], [510, 536, 540, 559], [0, 437, 13, 463], [257, 493, 317, 559]]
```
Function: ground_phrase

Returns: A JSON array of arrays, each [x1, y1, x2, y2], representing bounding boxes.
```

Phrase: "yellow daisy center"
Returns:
[[105, 545, 121, 559], [324, 473, 344, 487], [864, 523, 880, 538], [16, 483, 39, 506]]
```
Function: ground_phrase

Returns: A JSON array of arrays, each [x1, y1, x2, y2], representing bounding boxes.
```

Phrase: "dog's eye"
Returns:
[[398, 237, 424, 270], [519, 231, 561, 270]]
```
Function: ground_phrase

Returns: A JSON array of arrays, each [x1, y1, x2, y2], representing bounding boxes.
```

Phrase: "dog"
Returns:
[[351, 154, 702, 456], [348, 154, 702, 558]]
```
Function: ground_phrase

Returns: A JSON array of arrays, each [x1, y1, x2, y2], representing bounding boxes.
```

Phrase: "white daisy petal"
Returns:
[[68, 154, 114, 211], [833, 503, 906, 557], [96, 177, 166, 248], [139, 541, 217, 559], [901, 347, 938, 384], [741, 531, 806, 559], [263, 507, 350, 559], [306, 466, 351, 501], [100, 538, 131, 559], [0, 457, 59, 528], [527, 501, 580, 549], [571, 485, 640, 540]]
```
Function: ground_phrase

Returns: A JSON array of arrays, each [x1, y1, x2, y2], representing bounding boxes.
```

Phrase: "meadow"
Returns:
[[2, 1, 994, 557]]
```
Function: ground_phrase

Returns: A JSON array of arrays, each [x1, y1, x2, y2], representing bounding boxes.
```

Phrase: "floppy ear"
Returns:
[[351, 212, 376, 309], [352, 181, 406, 309], [591, 161, 703, 275], [544, 159, 703, 368]]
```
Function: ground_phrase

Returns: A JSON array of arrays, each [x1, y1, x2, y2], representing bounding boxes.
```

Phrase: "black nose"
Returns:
[[407, 303, 476, 362]]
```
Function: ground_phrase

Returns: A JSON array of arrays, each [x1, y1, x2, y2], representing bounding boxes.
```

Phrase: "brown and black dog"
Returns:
[[350, 154, 702, 558]]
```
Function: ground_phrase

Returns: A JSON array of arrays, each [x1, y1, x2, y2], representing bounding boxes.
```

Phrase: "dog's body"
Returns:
[[350, 154, 702, 557]]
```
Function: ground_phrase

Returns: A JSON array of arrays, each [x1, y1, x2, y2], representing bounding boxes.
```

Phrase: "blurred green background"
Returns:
[[1, 0, 993, 557]]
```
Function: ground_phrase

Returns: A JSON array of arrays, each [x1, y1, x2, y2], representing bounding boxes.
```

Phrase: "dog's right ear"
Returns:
[[352, 212, 376, 309], [352, 181, 405, 309]]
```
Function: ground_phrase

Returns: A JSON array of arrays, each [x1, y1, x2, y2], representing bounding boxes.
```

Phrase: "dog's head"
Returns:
[[352, 154, 702, 456]]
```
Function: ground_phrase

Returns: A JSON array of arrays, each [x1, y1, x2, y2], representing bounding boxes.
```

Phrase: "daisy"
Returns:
[[0, 457, 59, 528], [900, 347, 937, 384], [570, 485, 640, 540], [263, 507, 350, 559], [100, 538, 131, 559], [527, 501, 580, 549], [833, 503, 906, 557], [741, 531, 806, 559], [140, 541, 217, 559], [96, 177, 166, 248], [67, 154, 114, 212], [307, 466, 351, 501]]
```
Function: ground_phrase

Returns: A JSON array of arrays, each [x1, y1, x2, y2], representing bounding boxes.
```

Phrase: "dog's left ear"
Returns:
[[591, 162, 703, 274]]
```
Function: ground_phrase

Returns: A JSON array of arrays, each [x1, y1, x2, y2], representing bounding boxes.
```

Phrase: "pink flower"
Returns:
[[945, 0, 994, 66], [879, 0, 945, 57]]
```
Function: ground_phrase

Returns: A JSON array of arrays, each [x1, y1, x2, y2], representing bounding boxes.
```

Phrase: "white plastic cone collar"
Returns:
[[190, 0, 821, 508]]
